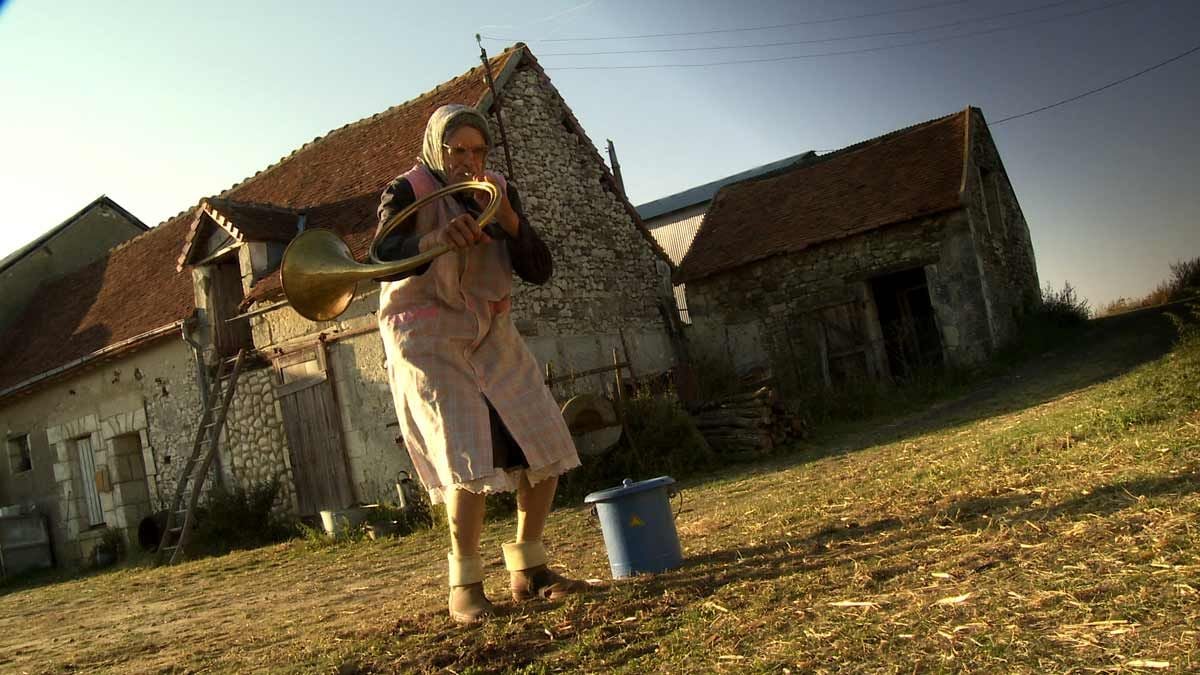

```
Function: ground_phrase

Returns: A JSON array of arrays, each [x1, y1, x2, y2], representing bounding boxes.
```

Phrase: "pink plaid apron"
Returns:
[[378, 164, 579, 504]]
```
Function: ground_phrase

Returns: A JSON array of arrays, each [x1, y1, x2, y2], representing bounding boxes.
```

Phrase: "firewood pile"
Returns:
[[688, 381, 807, 461]]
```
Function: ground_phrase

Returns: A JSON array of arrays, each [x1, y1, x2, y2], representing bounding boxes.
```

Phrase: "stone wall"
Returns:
[[685, 209, 995, 392], [491, 65, 669, 337], [962, 110, 1042, 347], [222, 366, 296, 512], [0, 338, 203, 567]]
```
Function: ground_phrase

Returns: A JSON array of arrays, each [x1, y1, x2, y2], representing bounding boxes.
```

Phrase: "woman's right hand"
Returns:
[[422, 214, 491, 251]]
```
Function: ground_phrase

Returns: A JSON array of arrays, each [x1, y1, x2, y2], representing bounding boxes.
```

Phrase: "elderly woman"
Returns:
[[375, 104, 589, 624]]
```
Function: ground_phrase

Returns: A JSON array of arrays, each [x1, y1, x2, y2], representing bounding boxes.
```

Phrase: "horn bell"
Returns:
[[280, 229, 365, 322]]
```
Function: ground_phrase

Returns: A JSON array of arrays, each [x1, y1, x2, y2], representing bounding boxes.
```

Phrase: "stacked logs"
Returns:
[[689, 383, 807, 461]]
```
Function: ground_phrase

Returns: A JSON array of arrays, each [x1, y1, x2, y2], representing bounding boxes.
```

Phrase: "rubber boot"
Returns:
[[502, 540, 591, 602], [447, 552, 494, 625]]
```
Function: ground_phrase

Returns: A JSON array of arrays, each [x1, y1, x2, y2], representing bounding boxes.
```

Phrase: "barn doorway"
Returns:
[[869, 268, 943, 377]]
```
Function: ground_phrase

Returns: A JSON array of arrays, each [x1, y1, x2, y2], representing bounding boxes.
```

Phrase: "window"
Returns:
[[7, 434, 32, 474], [979, 167, 1004, 236]]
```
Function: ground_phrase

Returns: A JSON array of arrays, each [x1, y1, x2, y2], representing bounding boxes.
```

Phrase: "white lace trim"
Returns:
[[425, 455, 582, 505]]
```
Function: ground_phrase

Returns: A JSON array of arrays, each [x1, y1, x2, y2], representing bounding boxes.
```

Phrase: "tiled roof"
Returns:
[[675, 109, 971, 284], [236, 47, 520, 307], [0, 216, 196, 395]]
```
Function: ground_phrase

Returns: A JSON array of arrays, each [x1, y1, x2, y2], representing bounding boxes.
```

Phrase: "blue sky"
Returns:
[[1, 0, 1197, 308]]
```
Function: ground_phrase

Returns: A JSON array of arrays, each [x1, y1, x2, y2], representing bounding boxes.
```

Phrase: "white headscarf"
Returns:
[[418, 104, 494, 183]]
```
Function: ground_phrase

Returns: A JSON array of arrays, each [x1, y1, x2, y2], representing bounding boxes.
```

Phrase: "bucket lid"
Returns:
[[584, 476, 676, 504]]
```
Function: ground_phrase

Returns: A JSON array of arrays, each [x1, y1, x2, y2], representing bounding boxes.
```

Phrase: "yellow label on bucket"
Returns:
[[629, 514, 645, 527]]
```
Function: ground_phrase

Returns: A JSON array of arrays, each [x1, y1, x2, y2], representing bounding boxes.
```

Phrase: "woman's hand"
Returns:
[[422, 213, 491, 251], [475, 175, 520, 237]]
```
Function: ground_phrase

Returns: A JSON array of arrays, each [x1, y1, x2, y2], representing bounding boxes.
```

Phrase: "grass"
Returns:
[[1, 306, 1197, 673]]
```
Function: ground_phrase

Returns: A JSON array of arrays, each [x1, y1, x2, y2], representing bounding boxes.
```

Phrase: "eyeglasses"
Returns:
[[442, 144, 489, 160]]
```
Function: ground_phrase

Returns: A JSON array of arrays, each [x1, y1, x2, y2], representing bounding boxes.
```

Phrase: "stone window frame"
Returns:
[[6, 433, 33, 474], [46, 411, 152, 542]]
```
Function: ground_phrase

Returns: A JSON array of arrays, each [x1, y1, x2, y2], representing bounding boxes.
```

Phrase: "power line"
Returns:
[[992, 42, 1200, 125], [543, 0, 1136, 71], [482, 0, 971, 43], [539, 0, 1079, 57]]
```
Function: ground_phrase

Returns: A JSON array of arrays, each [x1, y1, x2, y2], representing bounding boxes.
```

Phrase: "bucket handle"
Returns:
[[669, 487, 684, 520]]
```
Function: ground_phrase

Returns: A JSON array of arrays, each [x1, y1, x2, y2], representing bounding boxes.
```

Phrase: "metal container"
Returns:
[[0, 512, 54, 578], [584, 476, 682, 579]]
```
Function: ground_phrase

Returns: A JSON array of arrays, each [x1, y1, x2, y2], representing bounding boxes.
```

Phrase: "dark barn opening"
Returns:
[[870, 268, 943, 376]]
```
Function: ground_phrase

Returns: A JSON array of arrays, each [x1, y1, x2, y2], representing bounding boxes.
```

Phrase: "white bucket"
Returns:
[[318, 506, 375, 538]]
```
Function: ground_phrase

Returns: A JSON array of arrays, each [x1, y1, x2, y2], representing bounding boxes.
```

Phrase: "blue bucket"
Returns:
[[584, 476, 683, 579]]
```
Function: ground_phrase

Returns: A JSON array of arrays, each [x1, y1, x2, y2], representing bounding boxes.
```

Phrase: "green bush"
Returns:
[[190, 478, 293, 555]]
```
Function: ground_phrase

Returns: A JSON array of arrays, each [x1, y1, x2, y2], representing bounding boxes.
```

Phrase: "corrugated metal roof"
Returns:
[[647, 204, 705, 265], [635, 150, 816, 220]]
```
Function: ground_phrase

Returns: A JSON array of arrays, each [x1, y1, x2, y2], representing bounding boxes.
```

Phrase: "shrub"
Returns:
[[1167, 257, 1200, 300], [1038, 281, 1091, 325], [555, 389, 717, 505], [190, 478, 293, 555]]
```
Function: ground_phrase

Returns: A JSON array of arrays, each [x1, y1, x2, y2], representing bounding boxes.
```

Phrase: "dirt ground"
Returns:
[[1, 306, 1196, 673]]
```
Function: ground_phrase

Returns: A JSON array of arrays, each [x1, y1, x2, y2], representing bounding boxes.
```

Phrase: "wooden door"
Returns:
[[76, 436, 105, 527], [211, 260, 253, 358], [791, 300, 877, 387], [274, 346, 355, 516]]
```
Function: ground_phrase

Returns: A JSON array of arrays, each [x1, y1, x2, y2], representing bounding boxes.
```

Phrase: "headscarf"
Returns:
[[418, 104, 494, 183]]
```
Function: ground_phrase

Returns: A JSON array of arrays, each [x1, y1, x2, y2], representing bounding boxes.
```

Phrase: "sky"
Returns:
[[1, 0, 1197, 309]]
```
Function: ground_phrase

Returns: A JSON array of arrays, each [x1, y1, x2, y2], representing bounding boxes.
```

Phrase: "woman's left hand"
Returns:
[[475, 175, 520, 237]]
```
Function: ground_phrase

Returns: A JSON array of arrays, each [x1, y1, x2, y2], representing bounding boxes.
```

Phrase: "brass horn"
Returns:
[[281, 180, 501, 321]]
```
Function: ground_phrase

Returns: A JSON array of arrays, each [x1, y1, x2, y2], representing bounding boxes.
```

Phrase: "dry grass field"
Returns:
[[2, 305, 1197, 674]]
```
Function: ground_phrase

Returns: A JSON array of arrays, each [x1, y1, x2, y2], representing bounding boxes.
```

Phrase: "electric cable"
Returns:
[[482, 0, 972, 42], [542, 0, 1137, 71], [538, 0, 1081, 57]]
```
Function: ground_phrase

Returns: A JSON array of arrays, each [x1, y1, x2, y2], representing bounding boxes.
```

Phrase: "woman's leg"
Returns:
[[515, 474, 557, 542], [504, 474, 590, 601], [446, 488, 487, 555], [445, 488, 491, 624]]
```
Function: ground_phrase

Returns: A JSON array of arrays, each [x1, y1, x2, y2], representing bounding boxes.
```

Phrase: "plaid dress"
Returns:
[[378, 164, 579, 504]]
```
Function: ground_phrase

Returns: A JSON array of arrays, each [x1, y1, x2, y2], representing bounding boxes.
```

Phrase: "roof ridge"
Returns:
[[812, 108, 965, 165], [204, 197, 301, 214]]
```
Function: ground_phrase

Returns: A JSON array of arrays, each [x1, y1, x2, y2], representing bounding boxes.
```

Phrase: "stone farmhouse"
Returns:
[[676, 108, 1040, 388], [639, 152, 816, 325], [0, 44, 677, 566]]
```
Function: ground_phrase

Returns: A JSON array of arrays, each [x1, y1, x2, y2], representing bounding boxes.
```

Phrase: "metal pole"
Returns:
[[476, 35, 516, 182]]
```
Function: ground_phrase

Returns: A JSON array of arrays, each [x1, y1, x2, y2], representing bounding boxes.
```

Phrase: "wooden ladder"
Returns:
[[156, 349, 246, 565]]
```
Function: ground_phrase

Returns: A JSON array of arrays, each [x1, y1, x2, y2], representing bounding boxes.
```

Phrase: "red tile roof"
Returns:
[[0, 49, 518, 398], [675, 109, 971, 284], [0, 216, 197, 395], [236, 47, 519, 307]]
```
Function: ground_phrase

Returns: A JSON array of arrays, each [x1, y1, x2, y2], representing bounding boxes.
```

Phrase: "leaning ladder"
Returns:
[[156, 349, 246, 565]]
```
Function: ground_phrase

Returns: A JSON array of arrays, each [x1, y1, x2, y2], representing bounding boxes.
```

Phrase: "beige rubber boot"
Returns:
[[503, 540, 591, 602], [447, 552, 494, 625]]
